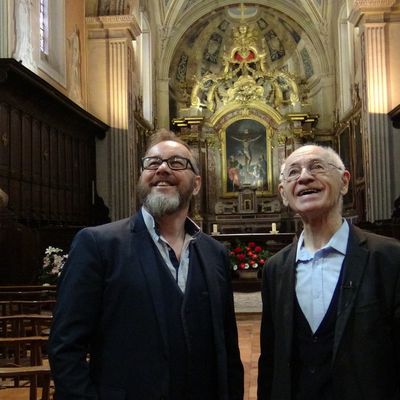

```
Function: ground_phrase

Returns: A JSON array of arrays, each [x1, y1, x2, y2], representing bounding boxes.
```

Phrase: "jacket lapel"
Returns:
[[279, 244, 297, 361], [332, 225, 369, 363], [192, 236, 223, 328], [130, 213, 169, 355]]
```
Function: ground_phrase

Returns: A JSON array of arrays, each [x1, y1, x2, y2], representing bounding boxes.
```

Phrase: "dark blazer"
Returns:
[[48, 211, 244, 400], [258, 225, 400, 400]]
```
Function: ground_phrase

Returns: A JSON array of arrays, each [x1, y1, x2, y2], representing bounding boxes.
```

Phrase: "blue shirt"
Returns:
[[295, 220, 349, 333], [142, 207, 200, 292]]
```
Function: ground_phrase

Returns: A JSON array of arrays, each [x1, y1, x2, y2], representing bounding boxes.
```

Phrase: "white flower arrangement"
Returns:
[[40, 246, 68, 284]]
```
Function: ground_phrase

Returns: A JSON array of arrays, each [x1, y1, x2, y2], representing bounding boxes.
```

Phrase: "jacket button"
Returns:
[[309, 367, 316, 374], [312, 335, 318, 342]]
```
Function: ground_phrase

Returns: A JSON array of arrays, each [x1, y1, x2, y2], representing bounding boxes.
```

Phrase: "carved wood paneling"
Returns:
[[0, 58, 109, 284], [0, 58, 108, 227]]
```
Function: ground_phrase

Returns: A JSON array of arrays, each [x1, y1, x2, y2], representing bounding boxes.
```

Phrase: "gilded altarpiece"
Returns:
[[173, 20, 321, 233]]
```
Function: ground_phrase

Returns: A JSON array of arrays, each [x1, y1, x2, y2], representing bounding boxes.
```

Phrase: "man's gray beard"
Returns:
[[143, 191, 186, 218]]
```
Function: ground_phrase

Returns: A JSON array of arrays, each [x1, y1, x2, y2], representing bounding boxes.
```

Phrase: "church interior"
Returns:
[[0, 0, 400, 398]]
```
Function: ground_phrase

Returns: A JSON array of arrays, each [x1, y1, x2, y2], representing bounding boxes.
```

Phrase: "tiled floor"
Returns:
[[237, 313, 261, 400], [0, 312, 261, 400]]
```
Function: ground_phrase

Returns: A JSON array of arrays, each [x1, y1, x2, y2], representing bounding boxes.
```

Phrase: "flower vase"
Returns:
[[238, 269, 259, 280]]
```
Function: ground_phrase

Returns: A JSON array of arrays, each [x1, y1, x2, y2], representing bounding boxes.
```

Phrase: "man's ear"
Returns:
[[279, 183, 289, 207], [193, 175, 201, 195], [340, 170, 351, 196]]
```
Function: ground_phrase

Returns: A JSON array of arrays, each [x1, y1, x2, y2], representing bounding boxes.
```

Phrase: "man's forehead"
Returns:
[[147, 140, 189, 157], [285, 146, 326, 165]]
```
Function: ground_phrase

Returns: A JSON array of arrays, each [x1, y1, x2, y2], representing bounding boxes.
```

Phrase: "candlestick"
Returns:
[[212, 224, 219, 234], [270, 222, 278, 234]]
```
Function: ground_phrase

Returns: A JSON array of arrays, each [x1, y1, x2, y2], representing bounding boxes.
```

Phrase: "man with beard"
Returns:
[[48, 129, 244, 400]]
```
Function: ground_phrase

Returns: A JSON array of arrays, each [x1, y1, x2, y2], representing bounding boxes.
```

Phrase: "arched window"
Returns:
[[38, 0, 66, 85]]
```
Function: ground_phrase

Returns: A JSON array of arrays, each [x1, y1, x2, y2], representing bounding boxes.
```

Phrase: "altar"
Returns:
[[211, 232, 295, 251], [211, 232, 295, 291]]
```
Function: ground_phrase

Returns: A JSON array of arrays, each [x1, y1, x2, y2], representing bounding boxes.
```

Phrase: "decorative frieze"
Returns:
[[354, 0, 397, 8]]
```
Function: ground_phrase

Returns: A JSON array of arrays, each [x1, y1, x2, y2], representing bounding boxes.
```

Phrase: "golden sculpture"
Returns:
[[190, 23, 300, 113]]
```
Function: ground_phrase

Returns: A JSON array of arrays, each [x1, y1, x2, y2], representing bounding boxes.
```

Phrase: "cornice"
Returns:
[[349, 0, 400, 25], [354, 0, 396, 7], [86, 15, 141, 39]]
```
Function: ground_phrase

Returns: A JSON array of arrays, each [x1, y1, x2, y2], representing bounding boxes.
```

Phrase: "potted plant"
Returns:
[[227, 240, 270, 279]]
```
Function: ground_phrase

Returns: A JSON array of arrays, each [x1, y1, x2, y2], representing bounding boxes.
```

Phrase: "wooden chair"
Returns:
[[0, 336, 49, 366], [0, 364, 51, 400], [1, 300, 56, 317], [0, 326, 52, 398], [0, 314, 53, 337], [0, 286, 55, 398], [0, 290, 57, 302]]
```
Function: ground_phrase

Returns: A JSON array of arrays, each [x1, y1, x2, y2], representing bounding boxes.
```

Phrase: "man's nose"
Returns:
[[297, 166, 314, 180], [156, 160, 171, 171]]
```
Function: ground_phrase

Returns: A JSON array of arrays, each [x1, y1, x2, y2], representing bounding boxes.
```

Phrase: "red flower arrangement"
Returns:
[[227, 240, 270, 272]]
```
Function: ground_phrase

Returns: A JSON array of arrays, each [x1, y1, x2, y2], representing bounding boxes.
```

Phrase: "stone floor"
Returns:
[[234, 290, 262, 313]]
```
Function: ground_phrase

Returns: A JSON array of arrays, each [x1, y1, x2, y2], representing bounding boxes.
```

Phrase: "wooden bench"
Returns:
[[0, 336, 49, 366], [0, 300, 56, 316], [0, 365, 51, 400], [0, 314, 52, 353]]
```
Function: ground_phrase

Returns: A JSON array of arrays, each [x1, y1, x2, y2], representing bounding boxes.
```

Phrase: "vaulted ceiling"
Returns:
[[86, 0, 338, 127]]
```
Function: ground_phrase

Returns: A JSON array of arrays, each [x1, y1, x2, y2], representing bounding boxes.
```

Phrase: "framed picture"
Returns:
[[221, 118, 272, 197]]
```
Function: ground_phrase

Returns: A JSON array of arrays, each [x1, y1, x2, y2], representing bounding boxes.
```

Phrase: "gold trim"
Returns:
[[210, 102, 284, 128]]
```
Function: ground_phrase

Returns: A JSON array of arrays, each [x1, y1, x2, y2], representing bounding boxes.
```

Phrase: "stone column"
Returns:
[[86, 15, 141, 221], [351, 0, 398, 221], [362, 24, 391, 221]]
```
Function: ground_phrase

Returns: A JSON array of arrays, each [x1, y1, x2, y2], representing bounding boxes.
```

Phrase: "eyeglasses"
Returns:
[[141, 156, 195, 172], [281, 161, 343, 182]]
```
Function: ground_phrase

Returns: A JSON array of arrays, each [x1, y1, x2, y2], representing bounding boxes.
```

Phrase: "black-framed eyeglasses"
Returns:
[[281, 160, 343, 182], [141, 156, 195, 172]]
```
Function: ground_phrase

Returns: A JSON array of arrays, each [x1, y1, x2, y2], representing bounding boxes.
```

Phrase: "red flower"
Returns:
[[226, 240, 271, 272]]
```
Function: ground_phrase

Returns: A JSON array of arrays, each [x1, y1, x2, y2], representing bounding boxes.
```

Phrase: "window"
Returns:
[[38, 0, 66, 85], [39, 0, 49, 55]]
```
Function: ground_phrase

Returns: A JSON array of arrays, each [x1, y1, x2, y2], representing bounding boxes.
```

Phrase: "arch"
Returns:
[[159, 0, 331, 81]]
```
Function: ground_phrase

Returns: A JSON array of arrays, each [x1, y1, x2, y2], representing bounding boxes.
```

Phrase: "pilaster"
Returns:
[[350, 0, 400, 221], [362, 23, 391, 221], [86, 15, 141, 221]]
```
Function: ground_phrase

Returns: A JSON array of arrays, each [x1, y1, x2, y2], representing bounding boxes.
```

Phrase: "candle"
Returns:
[[271, 223, 277, 233], [212, 224, 218, 234]]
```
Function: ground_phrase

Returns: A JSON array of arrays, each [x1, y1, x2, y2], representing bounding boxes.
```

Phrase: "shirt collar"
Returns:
[[141, 206, 200, 241], [296, 219, 349, 261]]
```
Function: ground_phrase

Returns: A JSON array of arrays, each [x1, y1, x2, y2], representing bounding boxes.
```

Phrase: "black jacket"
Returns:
[[49, 211, 244, 399], [258, 225, 400, 400]]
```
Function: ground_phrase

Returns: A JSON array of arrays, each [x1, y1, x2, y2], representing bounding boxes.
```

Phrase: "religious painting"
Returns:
[[222, 118, 272, 197]]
